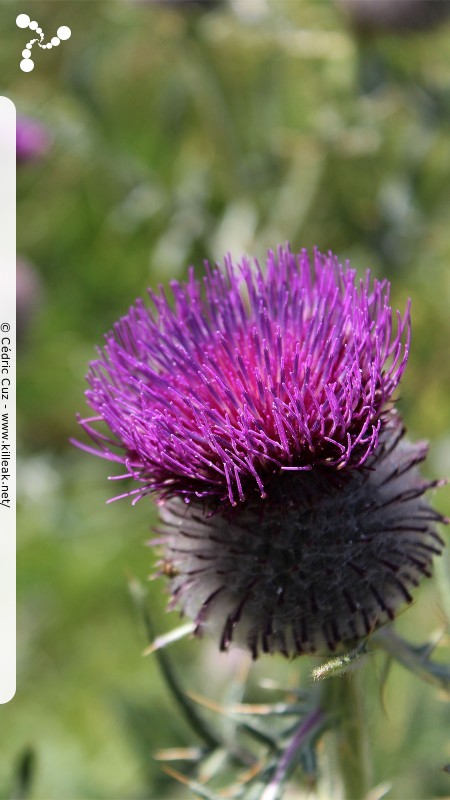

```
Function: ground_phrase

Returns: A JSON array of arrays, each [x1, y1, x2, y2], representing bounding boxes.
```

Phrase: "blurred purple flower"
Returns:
[[337, 0, 450, 33], [77, 247, 411, 506], [132, 0, 223, 11], [16, 116, 51, 164]]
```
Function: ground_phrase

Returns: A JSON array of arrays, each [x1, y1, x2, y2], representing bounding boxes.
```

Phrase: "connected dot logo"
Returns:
[[16, 13, 71, 72]]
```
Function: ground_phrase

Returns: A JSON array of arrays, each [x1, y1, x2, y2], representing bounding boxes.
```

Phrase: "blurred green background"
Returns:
[[2, 0, 450, 797]]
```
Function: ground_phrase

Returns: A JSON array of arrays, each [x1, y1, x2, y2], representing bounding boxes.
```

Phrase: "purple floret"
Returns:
[[76, 246, 410, 506]]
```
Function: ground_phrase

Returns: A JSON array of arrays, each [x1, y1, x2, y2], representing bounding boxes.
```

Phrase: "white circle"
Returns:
[[46, 43, 52, 49], [22, 49, 31, 58], [36, 28, 42, 34], [16, 13, 30, 28], [20, 58, 34, 72], [51, 37, 60, 46], [57, 25, 71, 40], [29, 20, 38, 30]]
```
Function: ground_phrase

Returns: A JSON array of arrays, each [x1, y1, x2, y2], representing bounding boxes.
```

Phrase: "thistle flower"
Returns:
[[77, 246, 446, 656]]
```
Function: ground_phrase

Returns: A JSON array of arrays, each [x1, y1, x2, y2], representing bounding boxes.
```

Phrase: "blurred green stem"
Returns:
[[321, 670, 371, 800]]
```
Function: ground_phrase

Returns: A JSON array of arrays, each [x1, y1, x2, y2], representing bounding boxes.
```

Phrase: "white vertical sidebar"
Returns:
[[0, 96, 16, 703]]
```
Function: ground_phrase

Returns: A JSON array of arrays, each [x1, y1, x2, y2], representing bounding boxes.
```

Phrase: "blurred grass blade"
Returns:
[[9, 747, 36, 800]]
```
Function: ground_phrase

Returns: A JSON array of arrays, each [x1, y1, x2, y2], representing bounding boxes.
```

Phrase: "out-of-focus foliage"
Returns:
[[1, 0, 450, 797]]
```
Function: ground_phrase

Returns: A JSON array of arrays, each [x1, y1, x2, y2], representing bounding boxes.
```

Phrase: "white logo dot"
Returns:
[[56, 25, 71, 41], [20, 58, 34, 72], [36, 28, 42, 34], [29, 20, 38, 30], [51, 37, 60, 46], [16, 13, 30, 28], [22, 49, 31, 58], [46, 43, 52, 49]]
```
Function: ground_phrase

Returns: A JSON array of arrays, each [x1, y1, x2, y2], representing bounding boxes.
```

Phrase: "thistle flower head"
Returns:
[[77, 246, 446, 657], [79, 246, 410, 507]]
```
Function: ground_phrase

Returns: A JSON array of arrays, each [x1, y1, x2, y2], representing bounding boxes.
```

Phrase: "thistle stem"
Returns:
[[320, 669, 372, 800]]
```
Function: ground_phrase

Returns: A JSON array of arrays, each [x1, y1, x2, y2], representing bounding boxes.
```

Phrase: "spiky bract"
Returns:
[[156, 415, 445, 657]]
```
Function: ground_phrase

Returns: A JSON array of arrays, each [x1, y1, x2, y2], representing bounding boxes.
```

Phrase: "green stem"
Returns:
[[321, 670, 371, 800]]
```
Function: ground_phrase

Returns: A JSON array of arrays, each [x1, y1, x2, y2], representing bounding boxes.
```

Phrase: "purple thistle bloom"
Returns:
[[76, 245, 446, 656], [16, 116, 51, 164], [78, 246, 410, 507]]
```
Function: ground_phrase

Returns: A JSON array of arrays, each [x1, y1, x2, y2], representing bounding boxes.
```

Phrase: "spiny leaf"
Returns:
[[128, 577, 224, 751], [373, 627, 450, 693]]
